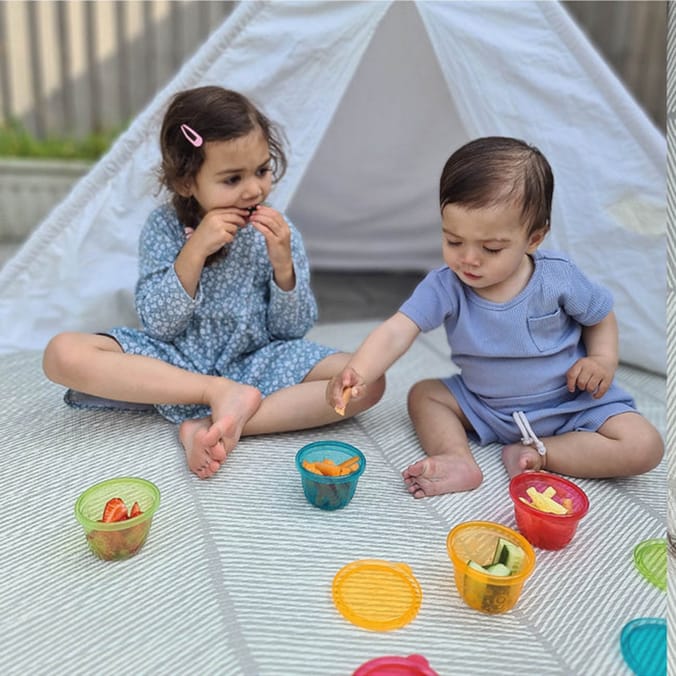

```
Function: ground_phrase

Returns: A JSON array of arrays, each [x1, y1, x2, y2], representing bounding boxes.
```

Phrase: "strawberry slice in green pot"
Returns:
[[101, 497, 128, 523]]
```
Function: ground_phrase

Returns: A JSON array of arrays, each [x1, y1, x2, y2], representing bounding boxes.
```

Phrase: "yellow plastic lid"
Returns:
[[332, 559, 422, 631]]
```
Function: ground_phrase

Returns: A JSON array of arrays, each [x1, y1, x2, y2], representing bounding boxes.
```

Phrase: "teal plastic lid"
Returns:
[[620, 618, 666, 676]]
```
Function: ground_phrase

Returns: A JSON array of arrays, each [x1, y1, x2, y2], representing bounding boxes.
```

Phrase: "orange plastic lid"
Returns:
[[332, 559, 422, 631]]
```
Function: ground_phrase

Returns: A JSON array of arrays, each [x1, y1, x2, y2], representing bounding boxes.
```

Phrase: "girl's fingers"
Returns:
[[250, 209, 288, 233], [252, 219, 284, 239]]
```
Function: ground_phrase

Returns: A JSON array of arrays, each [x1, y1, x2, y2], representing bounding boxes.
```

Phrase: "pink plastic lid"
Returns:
[[353, 654, 438, 676]]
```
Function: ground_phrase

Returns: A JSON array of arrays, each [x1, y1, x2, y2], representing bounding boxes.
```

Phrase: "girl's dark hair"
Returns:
[[159, 86, 287, 229], [439, 136, 553, 236]]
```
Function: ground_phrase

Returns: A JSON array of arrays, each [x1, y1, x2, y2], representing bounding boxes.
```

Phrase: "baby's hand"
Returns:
[[188, 207, 249, 257], [326, 367, 366, 415], [566, 356, 614, 399]]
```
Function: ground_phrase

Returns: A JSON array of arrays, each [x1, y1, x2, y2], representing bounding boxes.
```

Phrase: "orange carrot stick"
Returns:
[[338, 456, 360, 469], [304, 455, 360, 476], [334, 387, 352, 416], [302, 460, 319, 473], [312, 460, 342, 476], [338, 459, 360, 475]]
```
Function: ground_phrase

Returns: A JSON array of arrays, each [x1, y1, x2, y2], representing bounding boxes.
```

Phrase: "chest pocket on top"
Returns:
[[527, 308, 567, 353]]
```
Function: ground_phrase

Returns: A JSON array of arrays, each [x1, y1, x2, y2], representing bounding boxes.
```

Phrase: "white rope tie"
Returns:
[[512, 411, 547, 456]]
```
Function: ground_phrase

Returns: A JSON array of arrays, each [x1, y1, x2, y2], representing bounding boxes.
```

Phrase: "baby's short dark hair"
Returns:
[[439, 136, 553, 236]]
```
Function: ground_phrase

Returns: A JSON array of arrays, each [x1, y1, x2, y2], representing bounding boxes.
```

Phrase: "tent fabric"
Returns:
[[0, 0, 666, 375], [0, 321, 667, 675]]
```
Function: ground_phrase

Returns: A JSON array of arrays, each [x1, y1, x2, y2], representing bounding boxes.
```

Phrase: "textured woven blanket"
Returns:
[[0, 322, 666, 675]]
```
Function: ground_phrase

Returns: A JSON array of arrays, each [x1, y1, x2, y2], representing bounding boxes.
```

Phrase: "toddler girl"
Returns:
[[327, 136, 663, 498], [43, 86, 384, 478]]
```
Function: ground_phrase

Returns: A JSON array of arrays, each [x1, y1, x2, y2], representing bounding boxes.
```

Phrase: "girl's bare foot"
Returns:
[[202, 381, 262, 454], [179, 383, 262, 479], [402, 455, 483, 498], [501, 442, 546, 478], [179, 418, 228, 479]]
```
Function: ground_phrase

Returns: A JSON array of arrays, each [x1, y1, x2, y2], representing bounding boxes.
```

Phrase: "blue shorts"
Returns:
[[443, 374, 637, 446]]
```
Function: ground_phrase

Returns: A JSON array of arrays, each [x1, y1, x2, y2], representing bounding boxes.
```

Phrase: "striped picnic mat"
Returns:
[[0, 322, 666, 675]]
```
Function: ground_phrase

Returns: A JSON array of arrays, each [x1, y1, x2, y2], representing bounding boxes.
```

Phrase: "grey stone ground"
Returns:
[[311, 269, 424, 323]]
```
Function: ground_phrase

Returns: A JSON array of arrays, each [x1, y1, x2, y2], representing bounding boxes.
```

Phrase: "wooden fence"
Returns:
[[0, 0, 667, 139], [0, 1, 235, 137]]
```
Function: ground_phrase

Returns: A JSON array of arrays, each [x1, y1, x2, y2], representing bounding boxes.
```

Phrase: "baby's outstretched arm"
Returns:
[[326, 312, 420, 411], [566, 311, 619, 399]]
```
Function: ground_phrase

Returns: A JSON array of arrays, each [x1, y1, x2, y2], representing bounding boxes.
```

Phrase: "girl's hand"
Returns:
[[326, 367, 367, 411], [249, 205, 295, 289], [566, 356, 614, 399], [187, 207, 249, 258]]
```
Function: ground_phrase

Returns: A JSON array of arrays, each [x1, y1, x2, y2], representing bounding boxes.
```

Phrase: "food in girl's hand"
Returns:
[[302, 456, 360, 476], [519, 486, 571, 514]]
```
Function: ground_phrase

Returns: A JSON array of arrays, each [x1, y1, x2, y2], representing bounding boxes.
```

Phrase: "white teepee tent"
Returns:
[[0, 0, 666, 373]]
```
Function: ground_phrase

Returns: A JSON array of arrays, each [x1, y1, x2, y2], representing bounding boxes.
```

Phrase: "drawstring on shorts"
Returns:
[[512, 411, 547, 457]]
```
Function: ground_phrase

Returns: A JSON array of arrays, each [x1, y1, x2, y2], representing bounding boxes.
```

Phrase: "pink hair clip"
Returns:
[[180, 124, 203, 148]]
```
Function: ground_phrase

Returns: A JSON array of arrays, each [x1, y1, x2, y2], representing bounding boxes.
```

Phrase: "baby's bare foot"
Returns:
[[501, 443, 546, 478], [401, 455, 483, 498], [179, 418, 227, 479]]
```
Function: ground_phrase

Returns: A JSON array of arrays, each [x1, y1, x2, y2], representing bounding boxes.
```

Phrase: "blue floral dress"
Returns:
[[65, 204, 336, 423]]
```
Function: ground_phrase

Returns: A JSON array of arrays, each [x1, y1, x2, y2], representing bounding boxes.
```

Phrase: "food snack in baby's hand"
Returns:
[[519, 486, 572, 514], [334, 388, 352, 416]]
